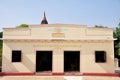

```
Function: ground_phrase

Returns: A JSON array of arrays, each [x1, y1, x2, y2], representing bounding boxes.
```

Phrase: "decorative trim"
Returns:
[[52, 72, 64, 75], [52, 33, 65, 38], [0, 72, 34, 76], [1, 38, 115, 41], [3, 39, 112, 43], [0, 72, 118, 76]]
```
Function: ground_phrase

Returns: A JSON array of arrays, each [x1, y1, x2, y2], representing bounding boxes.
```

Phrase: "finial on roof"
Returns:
[[44, 11, 46, 17], [41, 11, 48, 24]]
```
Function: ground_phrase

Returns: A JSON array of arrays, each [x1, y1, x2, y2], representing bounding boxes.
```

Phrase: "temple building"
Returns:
[[1, 13, 115, 74]]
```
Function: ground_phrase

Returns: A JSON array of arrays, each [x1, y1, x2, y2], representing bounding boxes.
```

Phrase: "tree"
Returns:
[[0, 32, 2, 67], [16, 24, 28, 28], [94, 25, 107, 28], [114, 22, 120, 57], [0, 32, 2, 38]]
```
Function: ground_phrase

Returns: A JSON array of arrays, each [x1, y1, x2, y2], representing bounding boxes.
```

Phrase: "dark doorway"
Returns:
[[36, 51, 52, 72], [64, 51, 80, 72]]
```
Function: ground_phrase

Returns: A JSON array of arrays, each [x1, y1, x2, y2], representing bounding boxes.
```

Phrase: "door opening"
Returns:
[[36, 51, 52, 72], [64, 51, 80, 72]]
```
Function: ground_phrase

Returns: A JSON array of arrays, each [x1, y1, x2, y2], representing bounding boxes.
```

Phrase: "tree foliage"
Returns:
[[114, 22, 120, 57], [0, 32, 2, 38], [16, 24, 28, 28], [0, 32, 2, 66]]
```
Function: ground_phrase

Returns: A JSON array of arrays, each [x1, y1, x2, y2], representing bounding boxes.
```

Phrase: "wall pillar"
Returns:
[[52, 48, 64, 74], [115, 58, 118, 68]]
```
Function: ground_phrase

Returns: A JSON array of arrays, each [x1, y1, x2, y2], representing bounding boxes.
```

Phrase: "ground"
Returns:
[[0, 76, 120, 80]]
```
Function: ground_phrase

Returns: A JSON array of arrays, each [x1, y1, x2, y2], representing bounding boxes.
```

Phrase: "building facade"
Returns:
[[2, 23, 115, 74]]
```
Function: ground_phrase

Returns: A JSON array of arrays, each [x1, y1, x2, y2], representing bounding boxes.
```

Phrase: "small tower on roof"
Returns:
[[41, 12, 48, 24]]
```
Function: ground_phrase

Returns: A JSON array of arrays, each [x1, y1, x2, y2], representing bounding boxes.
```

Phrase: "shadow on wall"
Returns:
[[2, 56, 19, 72], [2, 55, 35, 72], [96, 54, 115, 73], [22, 55, 35, 72], [3, 41, 36, 72]]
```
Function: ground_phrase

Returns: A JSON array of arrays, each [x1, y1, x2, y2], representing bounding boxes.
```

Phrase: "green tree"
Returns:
[[0, 32, 3, 38], [0, 32, 2, 67], [114, 22, 120, 57], [16, 24, 28, 28]]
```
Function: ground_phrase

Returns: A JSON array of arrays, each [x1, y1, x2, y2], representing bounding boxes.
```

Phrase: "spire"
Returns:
[[41, 12, 48, 24]]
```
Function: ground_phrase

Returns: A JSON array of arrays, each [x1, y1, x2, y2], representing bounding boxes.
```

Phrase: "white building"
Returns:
[[2, 13, 115, 74]]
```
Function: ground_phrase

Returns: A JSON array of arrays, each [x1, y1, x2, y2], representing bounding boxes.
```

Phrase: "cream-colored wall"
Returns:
[[2, 41, 35, 72], [2, 24, 115, 73], [2, 40, 115, 73], [3, 24, 113, 39], [80, 41, 115, 73]]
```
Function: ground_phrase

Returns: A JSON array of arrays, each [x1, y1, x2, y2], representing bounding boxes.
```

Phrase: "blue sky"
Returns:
[[0, 0, 120, 31]]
